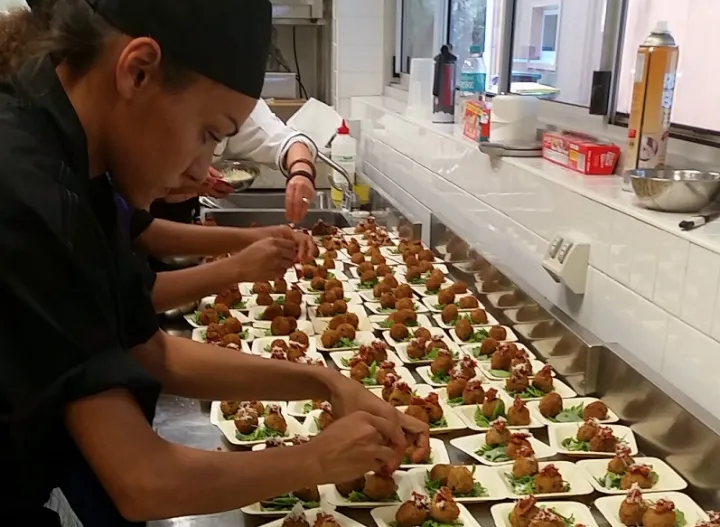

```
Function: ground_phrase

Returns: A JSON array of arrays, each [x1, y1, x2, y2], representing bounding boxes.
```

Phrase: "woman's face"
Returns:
[[100, 37, 256, 207]]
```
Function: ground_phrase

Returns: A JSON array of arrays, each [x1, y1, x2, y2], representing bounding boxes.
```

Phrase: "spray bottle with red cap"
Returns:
[[330, 119, 357, 204]]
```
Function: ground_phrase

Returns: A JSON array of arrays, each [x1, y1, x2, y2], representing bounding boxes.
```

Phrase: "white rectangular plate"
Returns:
[[548, 423, 639, 457], [191, 327, 254, 352], [240, 487, 335, 517], [209, 400, 287, 426], [595, 493, 707, 527], [330, 349, 402, 370], [394, 341, 462, 366], [184, 309, 249, 328], [455, 404, 544, 432], [308, 303, 367, 322], [303, 292, 363, 305], [371, 502, 480, 527], [449, 326, 518, 345], [365, 301, 429, 315], [578, 457, 687, 494], [369, 314, 432, 332], [500, 377, 577, 401], [326, 472, 413, 508], [315, 330, 377, 353], [250, 507, 364, 525], [416, 365, 482, 388], [406, 466, 507, 503], [216, 410, 304, 447], [399, 437, 450, 469], [251, 335, 317, 356], [422, 294, 482, 313], [460, 342, 535, 362], [480, 359, 548, 381], [492, 500, 600, 527], [340, 366, 415, 388], [496, 460, 594, 499], [433, 311, 498, 329], [450, 432, 556, 466], [395, 402, 466, 435], [249, 305, 307, 324], [527, 397, 619, 426], [251, 320, 315, 336], [383, 326, 448, 349]]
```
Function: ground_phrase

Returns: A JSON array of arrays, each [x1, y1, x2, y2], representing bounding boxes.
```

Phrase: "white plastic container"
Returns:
[[330, 120, 356, 202]]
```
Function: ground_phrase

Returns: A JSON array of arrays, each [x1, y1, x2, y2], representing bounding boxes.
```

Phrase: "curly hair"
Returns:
[[0, 7, 46, 78]]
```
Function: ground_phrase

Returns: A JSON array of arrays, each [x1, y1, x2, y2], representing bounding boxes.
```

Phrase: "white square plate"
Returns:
[[496, 460, 594, 499], [209, 400, 287, 426], [406, 466, 507, 503], [383, 326, 448, 349], [369, 314, 433, 332], [308, 303, 367, 322], [548, 423, 639, 457], [244, 294, 301, 310], [315, 330, 377, 353], [422, 294, 482, 313], [240, 487, 335, 516], [313, 259, 345, 271], [347, 279, 379, 293], [365, 301, 429, 315], [449, 326, 518, 345], [184, 309, 249, 328], [595, 493, 707, 527], [191, 327, 254, 352], [216, 410, 304, 447], [396, 263, 449, 275], [450, 432, 556, 466], [371, 502, 480, 527], [433, 311, 498, 329], [500, 377, 577, 401], [311, 316, 373, 334], [416, 365, 482, 388], [340, 366, 415, 388], [454, 404, 545, 432], [460, 342, 536, 362], [303, 292, 363, 306], [491, 500, 599, 527], [251, 508, 364, 525], [326, 472, 413, 508], [251, 320, 315, 336], [480, 359, 548, 381], [200, 294, 249, 312], [526, 397, 619, 426], [578, 457, 687, 494], [249, 305, 307, 323], [394, 341, 462, 366], [286, 400, 326, 419], [251, 335, 318, 356], [395, 402, 466, 435], [399, 437, 450, 469], [329, 349, 402, 370], [238, 278, 297, 297]]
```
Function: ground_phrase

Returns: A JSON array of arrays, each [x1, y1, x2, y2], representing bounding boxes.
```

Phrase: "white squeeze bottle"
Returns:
[[330, 119, 357, 204]]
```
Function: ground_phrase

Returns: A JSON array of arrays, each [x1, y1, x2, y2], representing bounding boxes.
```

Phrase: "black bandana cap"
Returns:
[[36, 0, 272, 99]]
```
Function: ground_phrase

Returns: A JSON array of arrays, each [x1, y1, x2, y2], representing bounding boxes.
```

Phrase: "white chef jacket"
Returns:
[[214, 98, 317, 175]]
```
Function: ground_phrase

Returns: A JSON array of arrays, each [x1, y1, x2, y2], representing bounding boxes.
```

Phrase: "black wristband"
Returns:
[[287, 158, 316, 181], [288, 170, 316, 189]]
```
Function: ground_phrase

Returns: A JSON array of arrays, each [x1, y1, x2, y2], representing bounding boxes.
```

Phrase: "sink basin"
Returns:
[[216, 190, 335, 210], [206, 209, 351, 229]]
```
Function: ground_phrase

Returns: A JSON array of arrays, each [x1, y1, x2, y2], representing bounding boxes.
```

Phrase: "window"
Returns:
[[616, 0, 720, 134], [0, 0, 26, 10], [509, 0, 606, 106], [449, 0, 507, 90], [400, 0, 440, 74]]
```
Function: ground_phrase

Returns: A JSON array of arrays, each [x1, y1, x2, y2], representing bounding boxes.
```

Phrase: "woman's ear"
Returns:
[[115, 37, 163, 99]]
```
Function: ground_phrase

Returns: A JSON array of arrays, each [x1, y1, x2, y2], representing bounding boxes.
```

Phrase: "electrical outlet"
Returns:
[[542, 232, 591, 294]]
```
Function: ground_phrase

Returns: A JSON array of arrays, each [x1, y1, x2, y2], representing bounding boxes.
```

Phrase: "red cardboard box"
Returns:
[[542, 130, 620, 175]]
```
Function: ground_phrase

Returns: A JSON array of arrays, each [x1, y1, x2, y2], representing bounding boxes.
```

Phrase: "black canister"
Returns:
[[433, 45, 458, 123]]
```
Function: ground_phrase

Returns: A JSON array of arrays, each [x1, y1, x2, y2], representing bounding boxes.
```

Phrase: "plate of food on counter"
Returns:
[[396, 393, 466, 434], [460, 339, 534, 362], [356, 276, 411, 302], [342, 358, 415, 389], [371, 489, 481, 527], [450, 427, 556, 467], [297, 272, 352, 294], [383, 325, 448, 348], [326, 471, 412, 508], [365, 298, 429, 315], [528, 396, 619, 425], [216, 404, 304, 447], [346, 246, 395, 267], [578, 454, 687, 495], [369, 312, 433, 332], [455, 392, 545, 432], [549, 421, 638, 457], [251, 314, 314, 338], [595, 489, 707, 527], [477, 344, 548, 381], [491, 497, 600, 527], [303, 292, 363, 306], [301, 404, 336, 436], [407, 464, 507, 503], [252, 332, 315, 355], [308, 302, 366, 322], [329, 341, 401, 370], [239, 279, 295, 297], [497, 460, 594, 499], [411, 279, 469, 298], [286, 399, 330, 419], [433, 304, 499, 329], [397, 268, 449, 289], [191, 321, 255, 353], [449, 323, 517, 345], [316, 323, 376, 353], [260, 506, 365, 527], [394, 334, 460, 366], [416, 354, 482, 387], [259, 340, 326, 367], [396, 438, 450, 469], [422, 291, 483, 314], [185, 303, 249, 328], [250, 303, 307, 324], [201, 284, 247, 311], [500, 365, 577, 401], [209, 400, 287, 426]]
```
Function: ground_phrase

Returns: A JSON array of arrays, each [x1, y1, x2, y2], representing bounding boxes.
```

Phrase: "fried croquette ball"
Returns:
[[293, 486, 320, 503], [337, 323, 356, 341], [534, 464, 564, 494], [430, 350, 454, 376], [344, 312, 360, 329], [538, 392, 563, 418], [363, 473, 398, 501], [336, 476, 365, 497], [455, 318, 474, 342], [271, 339, 289, 351], [350, 360, 370, 382], [513, 451, 539, 478], [265, 407, 287, 434], [328, 315, 346, 330], [405, 267, 422, 283], [212, 304, 230, 319], [407, 338, 427, 360], [223, 317, 243, 335], [271, 316, 296, 336], [380, 292, 396, 309], [508, 397, 531, 426], [346, 242, 361, 255], [481, 388, 504, 419], [384, 275, 400, 289], [507, 433, 533, 460], [486, 420, 511, 447], [286, 288, 303, 305], [310, 277, 326, 291], [430, 488, 460, 523], [491, 344, 513, 371], [314, 265, 329, 279], [205, 322, 225, 343], [333, 299, 348, 315], [505, 371, 529, 393], [283, 302, 302, 319], [447, 466, 474, 495], [322, 256, 335, 269], [577, 418, 600, 442], [609, 447, 635, 474], [395, 494, 429, 527], [374, 282, 392, 298], [463, 380, 485, 405], [199, 308, 220, 326], [532, 365, 554, 393], [388, 383, 413, 407], [286, 343, 307, 362], [351, 252, 365, 265], [273, 279, 288, 294], [489, 325, 507, 341], [358, 261, 374, 274], [589, 427, 617, 452], [221, 333, 242, 348], [475, 337, 496, 356], [621, 464, 654, 490], [301, 265, 315, 279], [317, 302, 335, 317], [396, 298, 415, 311], [510, 497, 540, 527], [404, 254, 419, 267], [220, 401, 239, 416], [437, 289, 455, 306], [370, 254, 385, 266], [418, 249, 434, 262], [458, 296, 479, 309], [401, 309, 418, 325], [446, 376, 467, 400], [326, 278, 343, 292], [584, 400, 609, 421], [428, 465, 452, 488], [389, 286, 408, 302], [469, 309, 488, 325], [263, 304, 284, 321], [234, 409, 259, 434], [619, 487, 648, 526], [361, 270, 377, 284], [290, 331, 309, 347], [321, 329, 340, 349], [405, 404, 430, 424], [425, 275, 443, 293], [253, 282, 272, 295], [408, 328, 428, 341], [390, 323, 409, 342], [440, 304, 459, 325], [450, 281, 467, 295], [256, 292, 274, 306], [376, 264, 392, 277], [642, 499, 676, 527], [418, 260, 434, 274]]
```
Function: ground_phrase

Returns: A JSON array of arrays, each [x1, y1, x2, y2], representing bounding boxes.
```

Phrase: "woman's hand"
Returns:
[[285, 175, 315, 223], [292, 230, 318, 263]]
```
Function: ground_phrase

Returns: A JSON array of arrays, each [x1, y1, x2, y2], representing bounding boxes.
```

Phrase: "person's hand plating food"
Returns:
[[285, 142, 316, 223], [230, 236, 296, 281], [292, 230, 318, 263]]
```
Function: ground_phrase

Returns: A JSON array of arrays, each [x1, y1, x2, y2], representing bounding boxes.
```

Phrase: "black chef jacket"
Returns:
[[0, 58, 161, 524]]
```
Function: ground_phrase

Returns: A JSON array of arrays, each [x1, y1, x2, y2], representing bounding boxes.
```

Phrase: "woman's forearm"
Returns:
[[135, 219, 262, 258], [66, 389, 322, 521], [132, 333, 338, 403]]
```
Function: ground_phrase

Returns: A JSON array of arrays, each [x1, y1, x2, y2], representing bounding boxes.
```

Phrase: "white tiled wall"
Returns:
[[331, 0, 390, 117], [351, 96, 720, 421]]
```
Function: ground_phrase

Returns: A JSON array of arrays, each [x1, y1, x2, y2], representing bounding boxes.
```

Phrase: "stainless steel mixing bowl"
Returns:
[[629, 169, 720, 213], [213, 160, 260, 192]]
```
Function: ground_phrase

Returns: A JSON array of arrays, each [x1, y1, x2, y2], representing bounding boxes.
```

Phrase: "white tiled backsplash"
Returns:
[[351, 96, 720, 420]]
